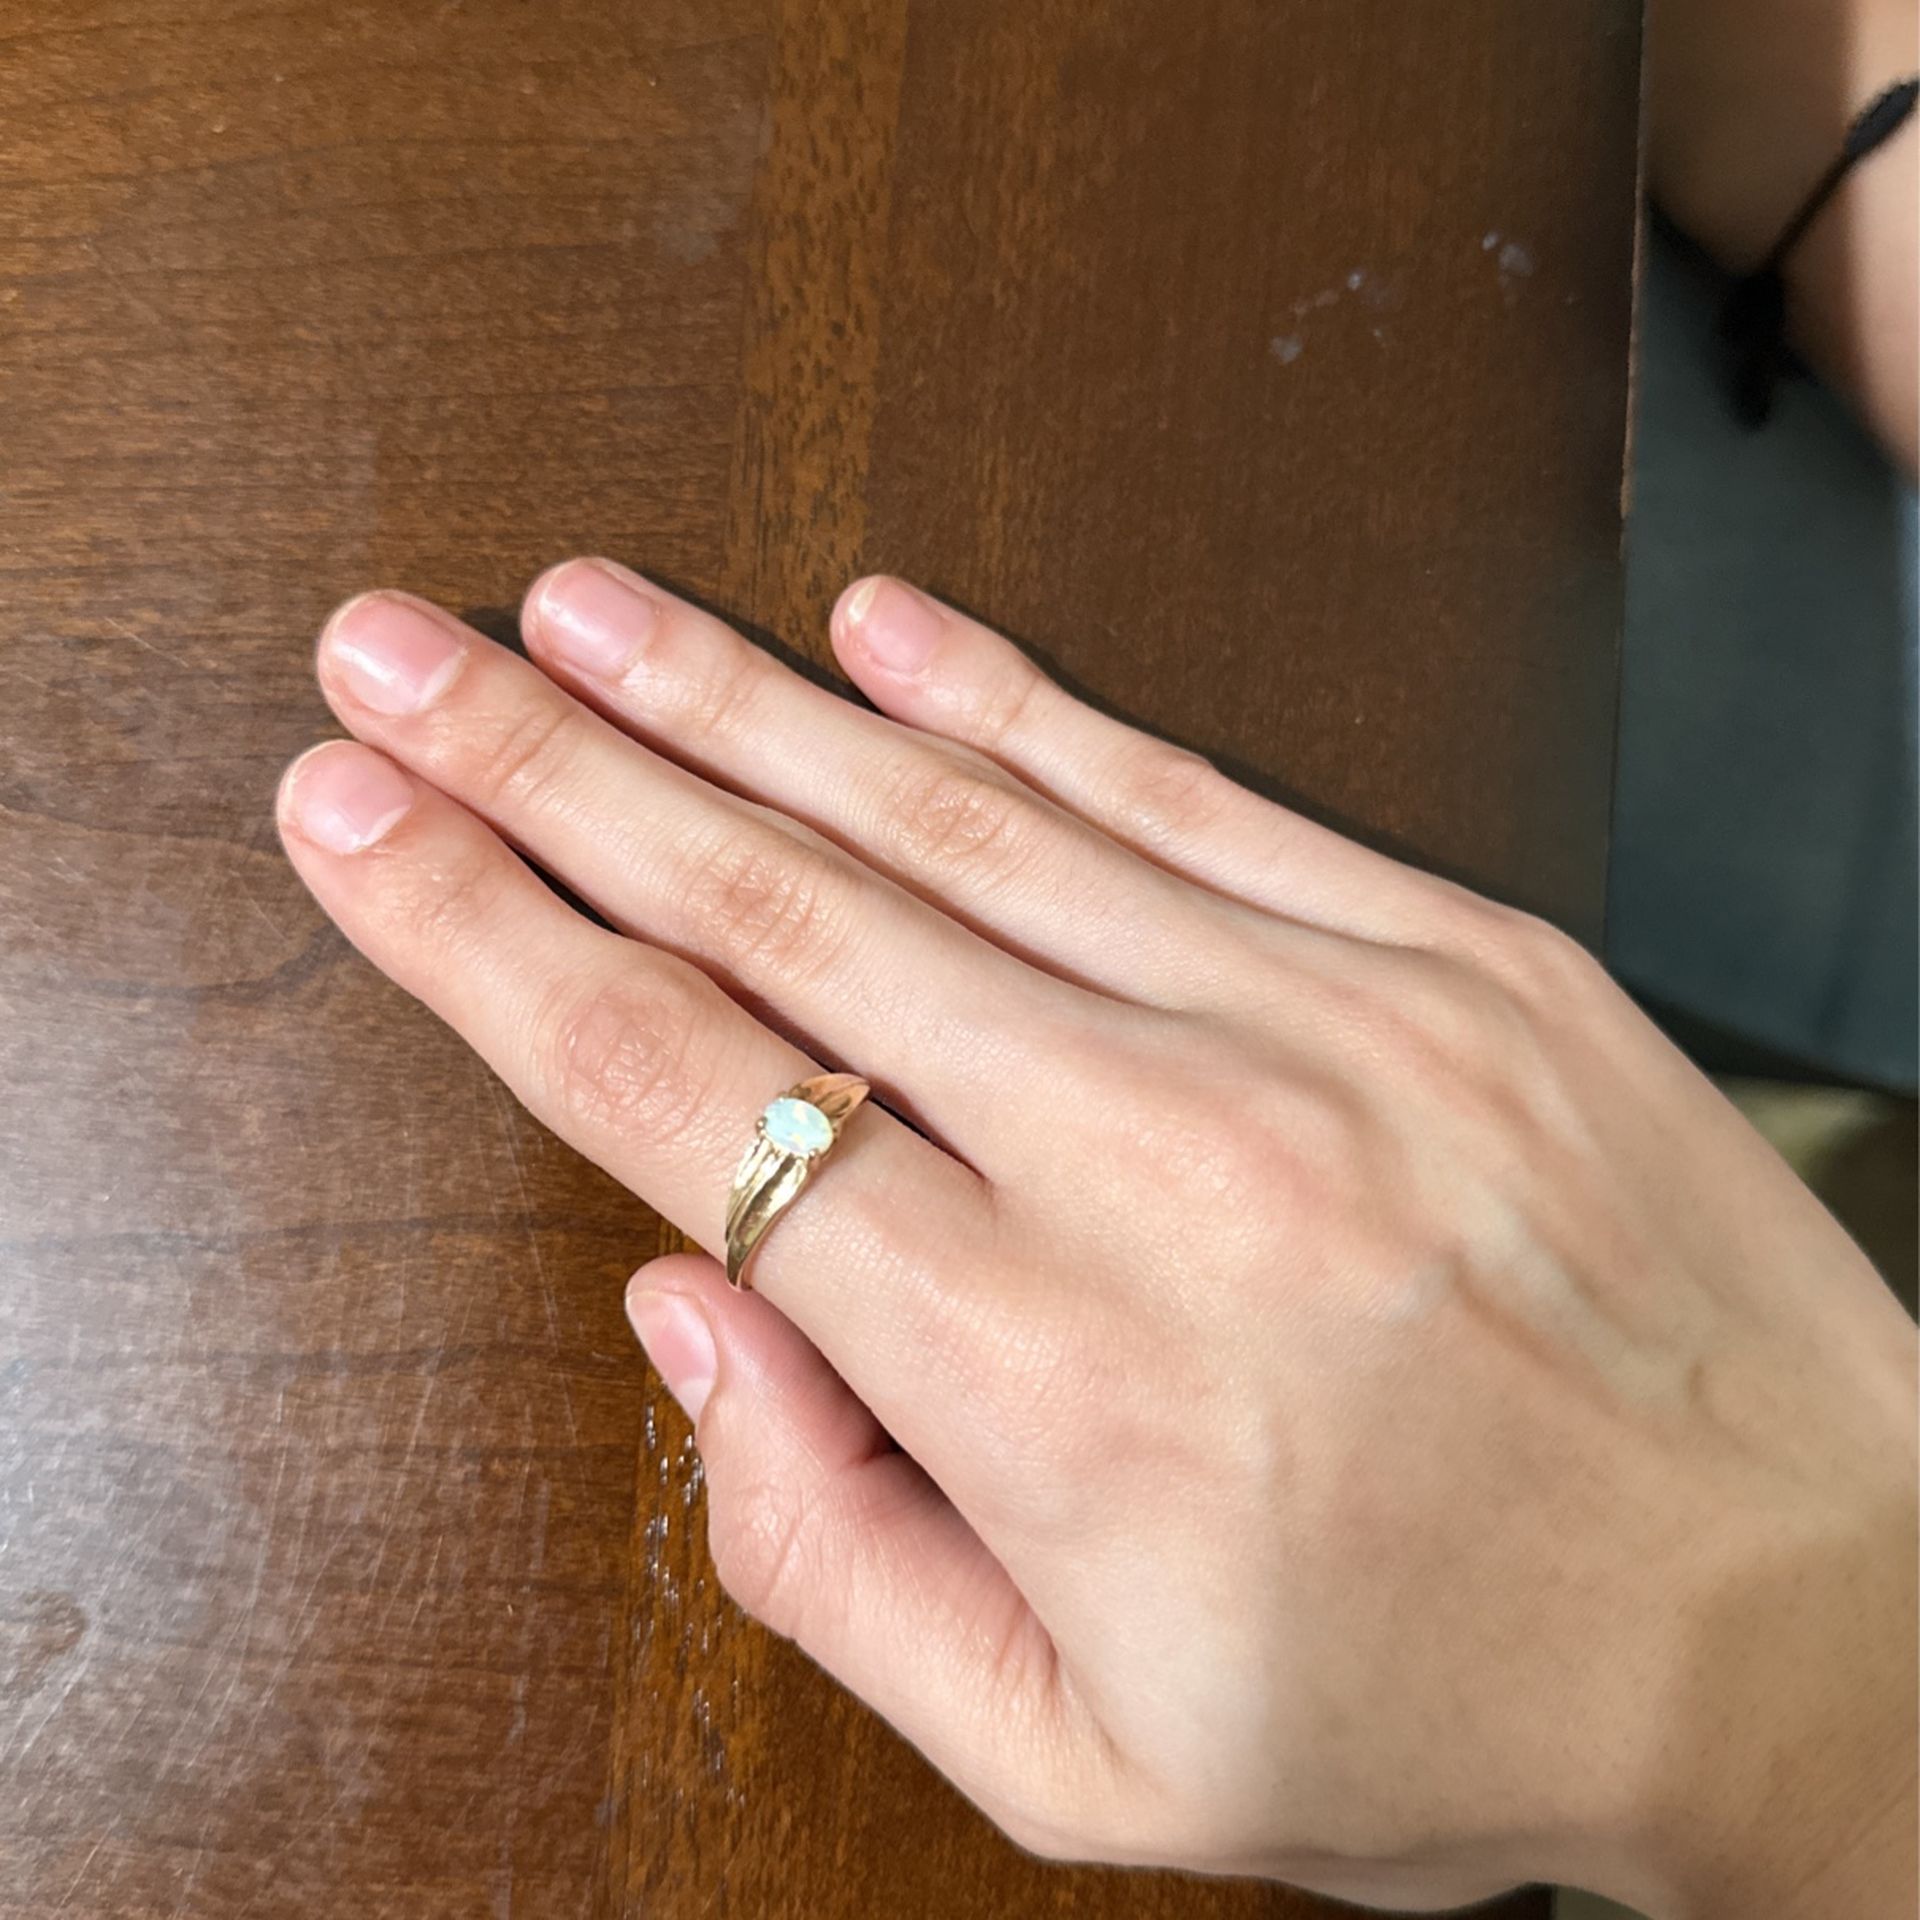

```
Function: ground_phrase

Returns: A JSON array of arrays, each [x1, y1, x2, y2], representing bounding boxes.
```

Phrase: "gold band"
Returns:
[[724, 1072, 871, 1289]]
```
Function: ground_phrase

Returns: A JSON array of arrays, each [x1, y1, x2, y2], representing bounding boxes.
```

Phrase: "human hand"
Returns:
[[277, 563, 1917, 1916]]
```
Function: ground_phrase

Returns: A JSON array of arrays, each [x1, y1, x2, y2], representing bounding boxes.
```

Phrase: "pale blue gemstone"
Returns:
[[762, 1096, 834, 1157]]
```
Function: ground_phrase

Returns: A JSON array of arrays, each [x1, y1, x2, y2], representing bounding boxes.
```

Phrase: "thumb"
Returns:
[[624, 1253, 1065, 1826]]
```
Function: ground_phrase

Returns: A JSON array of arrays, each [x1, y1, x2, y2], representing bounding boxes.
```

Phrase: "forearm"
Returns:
[[1647, 0, 1919, 473]]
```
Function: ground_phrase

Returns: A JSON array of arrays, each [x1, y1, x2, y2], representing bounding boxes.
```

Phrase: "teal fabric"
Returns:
[[1610, 224, 1918, 1091]]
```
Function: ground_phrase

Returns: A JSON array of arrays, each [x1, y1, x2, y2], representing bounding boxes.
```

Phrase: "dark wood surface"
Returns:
[[0, 3, 1638, 1914]]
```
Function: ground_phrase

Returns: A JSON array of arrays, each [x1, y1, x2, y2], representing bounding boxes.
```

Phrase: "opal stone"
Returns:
[[762, 1096, 834, 1157]]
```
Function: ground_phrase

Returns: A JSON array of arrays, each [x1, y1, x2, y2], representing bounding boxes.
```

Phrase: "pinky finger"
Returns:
[[626, 1252, 1075, 1830], [829, 576, 1456, 943]]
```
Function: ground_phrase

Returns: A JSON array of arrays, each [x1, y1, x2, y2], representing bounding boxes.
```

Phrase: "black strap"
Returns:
[[1720, 76, 1918, 427]]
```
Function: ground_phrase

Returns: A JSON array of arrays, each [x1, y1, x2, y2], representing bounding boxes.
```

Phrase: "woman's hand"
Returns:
[[277, 563, 1917, 1916]]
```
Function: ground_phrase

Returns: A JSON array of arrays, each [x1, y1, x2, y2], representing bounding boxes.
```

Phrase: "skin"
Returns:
[[276, 561, 1918, 1915], [1648, 0, 1920, 474]]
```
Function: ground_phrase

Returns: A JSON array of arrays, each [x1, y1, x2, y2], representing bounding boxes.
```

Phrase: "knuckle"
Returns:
[[682, 828, 852, 986], [1179, 1098, 1329, 1228], [877, 754, 1037, 887], [1095, 1040, 1367, 1234], [467, 695, 584, 815], [1090, 1040, 1293, 1205], [537, 968, 711, 1148], [707, 1477, 825, 1638], [386, 834, 518, 957], [1111, 740, 1233, 848], [676, 639, 769, 745], [1337, 953, 1481, 1069], [1271, 1078, 1374, 1204], [1481, 906, 1607, 1009], [1293, 944, 1508, 1094], [970, 657, 1045, 750]]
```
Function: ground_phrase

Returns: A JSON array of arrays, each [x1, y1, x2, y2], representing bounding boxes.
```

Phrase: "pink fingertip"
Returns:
[[835, 576, 944, 673], [281, 742, 415, 854], [321, 592, 468, 715], [532, 557, 659, 680]]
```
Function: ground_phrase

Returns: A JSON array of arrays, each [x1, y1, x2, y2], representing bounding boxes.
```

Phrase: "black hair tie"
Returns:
[[1720, 75, 1918, 427]]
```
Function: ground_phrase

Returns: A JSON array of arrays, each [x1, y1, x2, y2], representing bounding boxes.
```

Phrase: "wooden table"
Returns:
[[0, 4, 1639, 1914]]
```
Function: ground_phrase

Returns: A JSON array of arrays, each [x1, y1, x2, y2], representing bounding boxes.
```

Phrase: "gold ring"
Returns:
[[724, 1072, 871, 1289]]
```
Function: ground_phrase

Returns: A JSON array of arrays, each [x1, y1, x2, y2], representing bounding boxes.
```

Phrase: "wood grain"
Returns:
[[0, 1, 1636, 1913]]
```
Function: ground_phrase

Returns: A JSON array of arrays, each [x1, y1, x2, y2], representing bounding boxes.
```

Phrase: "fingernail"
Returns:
[[283, 743, 414, 854], [626, 1288, 717, 1424], [836, 577, 943, 672], [534, 558, 658, 679], [322, 593, 467, 715]]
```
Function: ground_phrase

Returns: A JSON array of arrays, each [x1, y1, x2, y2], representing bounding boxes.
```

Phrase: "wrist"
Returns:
[[1609, 1475, 1917, 1919]]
